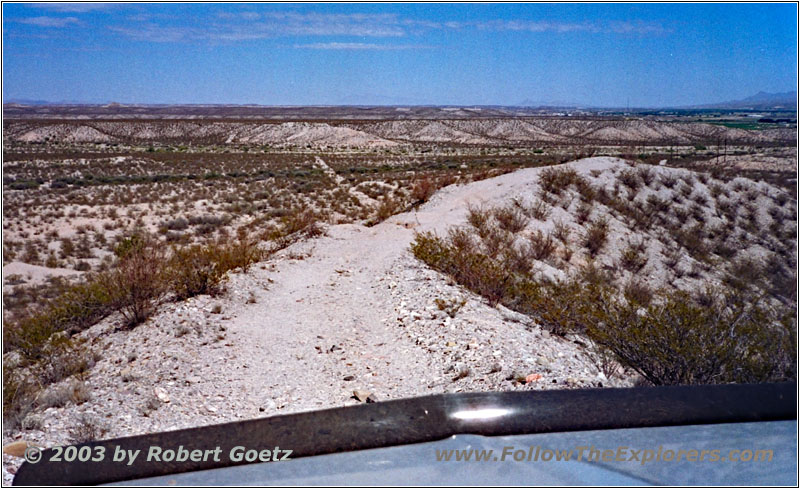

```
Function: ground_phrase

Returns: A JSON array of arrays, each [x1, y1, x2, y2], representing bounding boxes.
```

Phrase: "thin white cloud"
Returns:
[[474, 19, 671, 35], [104, 9, 670, 43], [293, 42, 431, 50], [30, 3, 111, 13], [476, 20, 599, 33], [609, 21, 671, 35], [16, 16, 81, 27], [217, 11, 260, 21], [110, 12, 408, 42]]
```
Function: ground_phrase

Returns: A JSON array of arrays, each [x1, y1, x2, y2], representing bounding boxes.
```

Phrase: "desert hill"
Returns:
[[3, 118, 795, 147]]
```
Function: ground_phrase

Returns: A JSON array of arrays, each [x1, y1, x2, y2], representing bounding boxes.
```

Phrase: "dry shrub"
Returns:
[[281, 210, 321, 237], [645, 194, 669, 214], [660, 174, 678, 189], [623, 278, 654, 306], [674, 224, 709, 262], [4, 337, 94, 429], [502, 243, 532, 275], [4, 279, 114, 359], [538, 167, 585, 196], [161, 217, 189, 231], [466, 205, 492, 238], [723, 256, 764, 293], [169, 244, 224, 300], [447, 226, 478, 255], [410, 204, 797, 387], [619, 169, 643, 191], [587, 289, 795, 385], [69, 414, 106, 444], [530, 200, 551, 220], [516, 198, 550, 220], [101, 237, 169, 327], [552, 219, 571, 243], [411, 232, 509, 305], [373, 198, 403, 224], [526, 230, 556, 261], [575, 178, 597, 202], [576, 201, 593, 224], [481, 225, 515, 260], [583, 218, 609, 257], [39, 379, 91, 409], [637, 166, 656, 186], [493, 205, 529, 233], [213, 237, 262, 273], [620, 240, 648, 272], [435, 296, 466, 318], [411, 176, 437, 204]]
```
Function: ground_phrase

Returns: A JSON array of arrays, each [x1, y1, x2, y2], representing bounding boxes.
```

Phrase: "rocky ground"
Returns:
[[2, 158, 635, 482]]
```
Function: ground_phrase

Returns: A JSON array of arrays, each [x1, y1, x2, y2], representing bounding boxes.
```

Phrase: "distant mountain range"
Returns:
[[5, 91, 797, 110], [4, 98, 55, 106], [691, 91, 797, 110], [514, 92, 798, 110], [515, 99, 583, 108]]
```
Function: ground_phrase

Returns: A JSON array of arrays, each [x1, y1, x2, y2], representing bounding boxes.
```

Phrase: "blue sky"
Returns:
[[2, 3, 797, 107]]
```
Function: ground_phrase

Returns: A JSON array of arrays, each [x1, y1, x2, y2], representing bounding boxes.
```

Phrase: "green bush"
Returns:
[[3, 232, 267, 425], [6, 233, 263, 361], [169, 244, 226, 300], [506, 277, 601, 336], [101, 239, 169, 327], [4, 336, 94, 429], [169, 238, 262, 300], [411, 232, 510, 305], [586, 289, 795, 385], [4, 279, 115, 359], [411, 213, 796, 386]]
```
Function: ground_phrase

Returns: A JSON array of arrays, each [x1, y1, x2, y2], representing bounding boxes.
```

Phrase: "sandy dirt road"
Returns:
[[221, 157, 620, 413]]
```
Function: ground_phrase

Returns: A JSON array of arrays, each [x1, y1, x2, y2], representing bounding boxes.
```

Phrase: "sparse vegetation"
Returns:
[[412, 163, 797, 387], [583, 218, 609, 257]]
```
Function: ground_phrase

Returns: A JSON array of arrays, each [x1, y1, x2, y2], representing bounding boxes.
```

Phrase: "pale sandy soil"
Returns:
[[2, 262, 83, 286]]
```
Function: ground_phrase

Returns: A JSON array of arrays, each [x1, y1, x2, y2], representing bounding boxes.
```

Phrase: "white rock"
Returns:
[[155, 388, 170, 403]]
